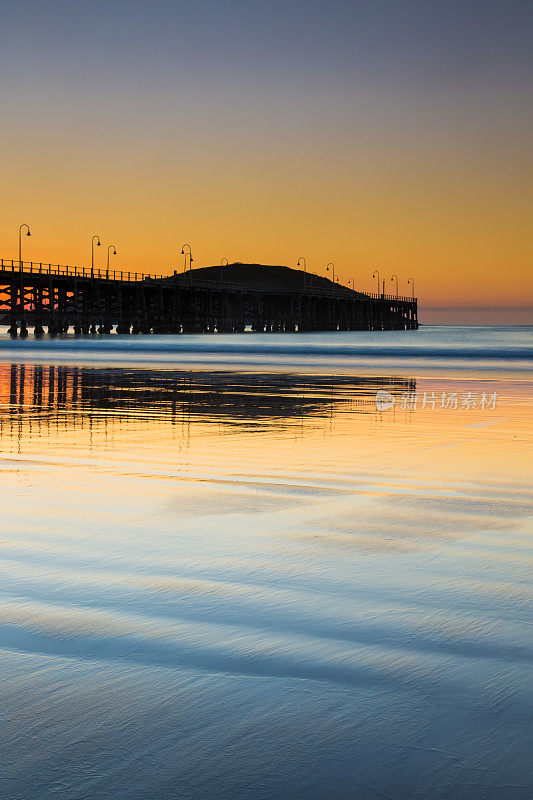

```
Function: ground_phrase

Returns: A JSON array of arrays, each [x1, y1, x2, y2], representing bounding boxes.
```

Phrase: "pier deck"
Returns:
[[0, 260, 418, 336]]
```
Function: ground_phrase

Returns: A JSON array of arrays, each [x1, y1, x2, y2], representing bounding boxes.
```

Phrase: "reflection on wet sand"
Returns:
[[1, 363, 415, 429], [0, 358, 531, 800]]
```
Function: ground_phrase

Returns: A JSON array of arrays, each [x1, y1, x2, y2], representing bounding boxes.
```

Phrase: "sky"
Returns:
[[1, 0, 531, 320]]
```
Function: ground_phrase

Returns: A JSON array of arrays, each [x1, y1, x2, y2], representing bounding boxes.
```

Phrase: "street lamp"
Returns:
[[181, 243, 193, 271], [17, 224, 31, 336], [18, 224, 31, 271], [220, 257, 228, 284], [326, 262, 335, 288], [297, 256, 307, 290], [372, 270, 380, 296], [91, 235, 101, 275], [349, 277, 356, 291], [391, 274, 399, 298], [107, 245, 117, 278], [407, 277, 415, 299]]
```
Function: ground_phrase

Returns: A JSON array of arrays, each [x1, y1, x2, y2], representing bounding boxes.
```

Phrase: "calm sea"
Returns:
[[0, 326, 531, 800]]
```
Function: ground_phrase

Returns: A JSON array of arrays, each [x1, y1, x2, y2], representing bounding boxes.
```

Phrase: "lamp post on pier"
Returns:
[[181, 244, 193, 282], [349, 277, 356, 291], [220, 257, 228, 284], [106, 245, 117, 278], [407, 277, 415, 299], [16, 224, 31, 337], [91, 235, 101, 277], [391, 274, 398, 298], [18, 224, 31, 272], [297, 257, 307, 289], [326, 262, 335, 289], [372, 270, 380, 296]]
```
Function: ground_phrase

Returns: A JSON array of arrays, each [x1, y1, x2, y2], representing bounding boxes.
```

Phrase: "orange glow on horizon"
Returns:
[[1, 145, 530, 312]]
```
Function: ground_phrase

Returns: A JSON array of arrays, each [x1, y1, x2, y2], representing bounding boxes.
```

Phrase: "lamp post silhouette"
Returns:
[[372, 270, 380, 296], [326, 262, 335, 289], [391, 274, 398, 298], [297, 257, 307, 289], [349, 277, 356, 291], [91, 235, 101, 276], [181, 244, 193, 281], [220, 257, 228, 284], [16, 224, 31, 336], [18, 224, 31, 272], [408, 277, 415, 299], [106, 245, 117, 278]]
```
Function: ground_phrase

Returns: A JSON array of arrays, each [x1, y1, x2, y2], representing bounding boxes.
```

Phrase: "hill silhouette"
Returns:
[[173, 263, 365, 296]]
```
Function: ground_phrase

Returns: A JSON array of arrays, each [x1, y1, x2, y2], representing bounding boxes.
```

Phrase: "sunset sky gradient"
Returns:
[[1, 0, 531, 318]]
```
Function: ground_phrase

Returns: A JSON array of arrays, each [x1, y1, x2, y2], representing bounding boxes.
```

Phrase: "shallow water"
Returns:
[[1, 324, 532, 375], [0, 327, 532, 799]]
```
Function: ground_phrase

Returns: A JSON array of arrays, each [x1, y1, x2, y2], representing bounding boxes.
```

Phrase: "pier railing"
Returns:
[[0, 259, 416, 303], [0, 259, 155, 283]]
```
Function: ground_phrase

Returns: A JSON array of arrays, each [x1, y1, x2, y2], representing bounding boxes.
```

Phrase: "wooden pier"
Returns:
[[0, 259, 418, 336]]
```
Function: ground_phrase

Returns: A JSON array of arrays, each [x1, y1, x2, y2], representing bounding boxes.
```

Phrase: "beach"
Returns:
[[0, 326, 531, 799]]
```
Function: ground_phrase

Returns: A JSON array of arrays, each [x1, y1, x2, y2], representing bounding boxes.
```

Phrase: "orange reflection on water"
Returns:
[[0, 363, 530, 495]]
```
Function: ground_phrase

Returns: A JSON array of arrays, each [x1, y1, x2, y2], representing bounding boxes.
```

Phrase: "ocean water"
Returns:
[[0, 326, 531, 799], [1, 325, 532, 375]]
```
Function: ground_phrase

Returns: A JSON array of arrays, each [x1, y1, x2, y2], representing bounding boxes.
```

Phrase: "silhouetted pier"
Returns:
[[0, 259, 418, 336]]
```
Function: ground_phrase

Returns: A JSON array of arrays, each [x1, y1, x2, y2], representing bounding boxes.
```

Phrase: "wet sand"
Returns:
[[0, 328, 531, 799]]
